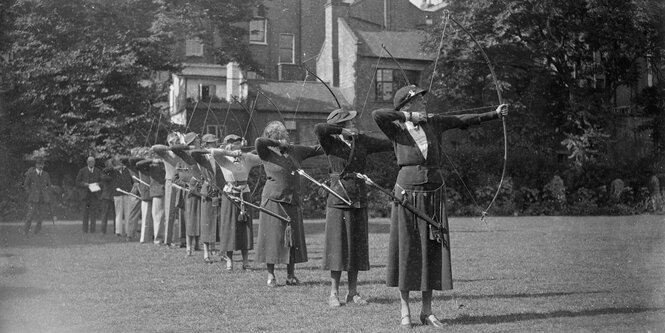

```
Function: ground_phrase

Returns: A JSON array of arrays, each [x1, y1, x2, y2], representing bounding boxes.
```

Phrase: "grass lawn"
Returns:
[[1, 215, 664, 332]]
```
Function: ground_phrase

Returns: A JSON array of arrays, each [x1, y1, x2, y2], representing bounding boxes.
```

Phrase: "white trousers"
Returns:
[[113, 195, 134, 236], [152, 196, 165, 244], [140, 200, 153, 243]]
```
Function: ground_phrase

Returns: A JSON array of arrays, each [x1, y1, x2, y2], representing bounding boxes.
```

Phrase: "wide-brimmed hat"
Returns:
[[223, 134, 243, 145], [184, 132, 198, 145], [393, 85, 427, 110], [202, 133, 218, 143], [326, 109, 357, 124]]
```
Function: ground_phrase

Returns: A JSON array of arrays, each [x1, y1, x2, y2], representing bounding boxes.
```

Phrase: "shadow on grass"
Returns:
[[0, 285, 49, 301], [448, 306, 664, 325], [434, 290, 608, 301], [0, 225, 131, 249], [303, 222, 391, 235]]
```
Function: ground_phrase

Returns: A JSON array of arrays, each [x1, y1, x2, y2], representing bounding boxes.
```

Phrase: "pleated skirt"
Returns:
[[255, 200, 307, 264], [322, 207, 370, 271], [200, 197, 218, 243], [386, 184, 452, 291], [185, 195, 200, 237], [219, 193, 253, 251]]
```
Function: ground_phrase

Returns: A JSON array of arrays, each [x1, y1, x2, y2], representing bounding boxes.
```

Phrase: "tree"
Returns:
[[0, 0, 257, 163], [421, 0, 664, 191]]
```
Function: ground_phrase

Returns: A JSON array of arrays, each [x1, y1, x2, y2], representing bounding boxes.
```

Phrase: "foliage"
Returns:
[[422, 0, 665, 172]]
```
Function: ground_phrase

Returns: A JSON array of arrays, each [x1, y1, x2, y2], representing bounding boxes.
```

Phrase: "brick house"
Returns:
[[169, 0, 443, 146]]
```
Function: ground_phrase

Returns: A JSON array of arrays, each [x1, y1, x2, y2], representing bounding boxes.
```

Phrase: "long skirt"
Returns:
[[200, 196, 218, 243], [386, 184, 452, 291], [185, 195, 200, 237], [322, 207, 370, 271], [255, 199, 307, 264], [219, 193, 253, 251]]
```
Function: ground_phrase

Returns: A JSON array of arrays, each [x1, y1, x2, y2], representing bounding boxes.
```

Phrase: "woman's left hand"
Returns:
[[495, 104, 509, 118]]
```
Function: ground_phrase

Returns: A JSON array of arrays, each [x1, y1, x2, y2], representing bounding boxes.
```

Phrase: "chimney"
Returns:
[[324, 0, 348, 87]]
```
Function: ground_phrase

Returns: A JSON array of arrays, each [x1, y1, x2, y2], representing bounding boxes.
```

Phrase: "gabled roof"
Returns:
[[249, 80, 351, 113], [355, 29, 435, 61]]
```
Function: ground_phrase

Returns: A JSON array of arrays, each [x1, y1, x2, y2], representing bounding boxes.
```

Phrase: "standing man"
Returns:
[[113, 157, 135, 240], [22, 156, 55, 235], [76, 156, 102, 233]]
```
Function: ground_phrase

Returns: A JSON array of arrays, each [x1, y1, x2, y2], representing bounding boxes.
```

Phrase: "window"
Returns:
[[375, 69, 420, 102], [249, 18, 267, 44], [279, 34, 295, 64], [185, 38, 203, 56], [199, 84, 216, 101]]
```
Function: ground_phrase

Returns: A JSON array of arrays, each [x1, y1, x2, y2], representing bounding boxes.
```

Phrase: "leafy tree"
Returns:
[[420, 0, 665, 196], [0, 0, 256, 220], [0, 0, 257, 163]]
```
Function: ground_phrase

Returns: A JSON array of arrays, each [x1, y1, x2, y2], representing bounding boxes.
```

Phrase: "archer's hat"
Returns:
[[393, 85, 427, 110], [201, 133, 218, 143], [223, 134, 243, 145], [326, 109, 358, 124], [184, 132, 198, 145]]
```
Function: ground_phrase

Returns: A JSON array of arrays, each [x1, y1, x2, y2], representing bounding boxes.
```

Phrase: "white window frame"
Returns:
[[249, 18, 267, 45], [278, 33, 295, 64], [185, 38, 204, 57]]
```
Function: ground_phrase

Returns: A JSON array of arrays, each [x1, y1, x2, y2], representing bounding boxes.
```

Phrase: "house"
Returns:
[[169, 0, 444, 146]]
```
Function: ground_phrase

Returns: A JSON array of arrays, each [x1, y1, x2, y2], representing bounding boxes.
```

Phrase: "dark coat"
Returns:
[[314, 123, 393, 208], [75, 166, 103, 201], [23, 167, 52, 203]]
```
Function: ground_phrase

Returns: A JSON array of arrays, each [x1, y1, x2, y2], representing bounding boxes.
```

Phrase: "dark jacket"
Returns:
[[75, 166, 102, 200], [23, 167, 52, 203], [314, 123, 393, 208]]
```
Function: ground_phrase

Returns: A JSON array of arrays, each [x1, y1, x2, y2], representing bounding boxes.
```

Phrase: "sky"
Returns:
[[409, 0, 445, 7]]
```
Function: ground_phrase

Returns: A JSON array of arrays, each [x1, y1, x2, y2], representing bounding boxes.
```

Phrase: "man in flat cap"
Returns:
[[22, 157, 55, 235]]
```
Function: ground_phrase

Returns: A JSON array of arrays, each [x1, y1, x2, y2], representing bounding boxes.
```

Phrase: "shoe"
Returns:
[[185, 250, 192, 257], [329, 294, 341, 307], [203, 257, 213, 264], [225, 258, 233, 270], [420, 313, 445, 328], [401, 314, 412, 329], [241, 263, 250, 270], [345, 293, 368, 305], [285, 276, 300, 286], [267, 275, 277, 287]]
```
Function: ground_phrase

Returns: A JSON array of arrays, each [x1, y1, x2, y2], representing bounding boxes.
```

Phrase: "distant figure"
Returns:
[[75, 156, 102, 233], [99, 159, 115, 234], [22, 157, 55, 235], [112, 157, 135, 240]]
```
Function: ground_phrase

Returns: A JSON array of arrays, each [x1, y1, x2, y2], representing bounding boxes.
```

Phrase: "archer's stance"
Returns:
[[255, 121, 324, 287], [372, 84, 508, 328], [314, 109, 393, 307]]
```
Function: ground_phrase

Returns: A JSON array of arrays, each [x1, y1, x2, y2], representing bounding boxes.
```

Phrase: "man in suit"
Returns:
[[76, 156, 102, 233], [23, 157, 55, 235]]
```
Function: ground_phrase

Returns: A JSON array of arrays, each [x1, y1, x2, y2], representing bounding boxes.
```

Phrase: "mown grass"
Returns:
[[1, 216, 664, 332]]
